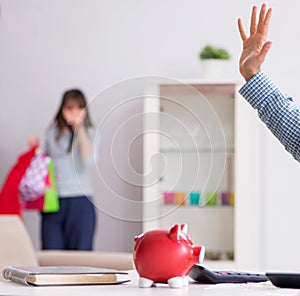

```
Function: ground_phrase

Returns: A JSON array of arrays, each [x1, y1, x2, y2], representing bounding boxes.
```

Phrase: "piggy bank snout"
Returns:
[[193, 245, 205, 264]]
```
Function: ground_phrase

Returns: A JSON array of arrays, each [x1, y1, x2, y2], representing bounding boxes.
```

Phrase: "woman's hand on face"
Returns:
[[72, 109, 86, 128], [64, 108, 87, 129]]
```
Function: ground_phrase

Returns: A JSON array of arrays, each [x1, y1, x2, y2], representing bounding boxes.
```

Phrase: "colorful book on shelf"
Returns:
[[3, 266, 130, 286]]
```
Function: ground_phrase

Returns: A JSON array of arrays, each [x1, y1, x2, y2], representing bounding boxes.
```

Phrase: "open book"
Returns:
[[3, 266, 130, 286]]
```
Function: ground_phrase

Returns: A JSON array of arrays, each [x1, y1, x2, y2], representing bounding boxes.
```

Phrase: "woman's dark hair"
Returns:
[[53, 89, 93, 141]]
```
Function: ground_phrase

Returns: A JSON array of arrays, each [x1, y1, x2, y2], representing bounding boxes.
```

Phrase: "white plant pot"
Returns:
[[201, 59, 229, 79]]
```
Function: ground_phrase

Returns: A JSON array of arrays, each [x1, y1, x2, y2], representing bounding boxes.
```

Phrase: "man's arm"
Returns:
[[237, 4, 300, 161], [239, 71, 300, 161]]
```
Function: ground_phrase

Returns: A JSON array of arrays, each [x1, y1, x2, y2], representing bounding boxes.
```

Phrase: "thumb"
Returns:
[[259, 41, 272, 61]]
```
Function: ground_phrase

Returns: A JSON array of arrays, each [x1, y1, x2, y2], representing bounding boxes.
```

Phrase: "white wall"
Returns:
[[1, 0, 300, 269]]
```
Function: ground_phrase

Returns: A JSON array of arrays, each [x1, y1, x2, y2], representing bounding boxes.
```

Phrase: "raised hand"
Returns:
[[237, 3, 272, 81]]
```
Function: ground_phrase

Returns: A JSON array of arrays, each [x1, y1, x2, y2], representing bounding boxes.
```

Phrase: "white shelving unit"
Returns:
[[143, 78, 262, 270]]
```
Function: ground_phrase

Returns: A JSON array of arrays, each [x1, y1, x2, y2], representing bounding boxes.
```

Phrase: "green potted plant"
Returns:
[[199, 45, 231, 78], [199, 45, 231, 61]]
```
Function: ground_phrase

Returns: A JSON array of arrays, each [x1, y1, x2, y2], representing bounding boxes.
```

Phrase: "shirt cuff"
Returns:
[[239, 71, 278, 109]]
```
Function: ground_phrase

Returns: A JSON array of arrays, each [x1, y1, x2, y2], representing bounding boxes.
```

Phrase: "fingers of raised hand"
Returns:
[[257, 3, 272, 36], [250, 5, 257, 35], [237, 18, 247, 41]]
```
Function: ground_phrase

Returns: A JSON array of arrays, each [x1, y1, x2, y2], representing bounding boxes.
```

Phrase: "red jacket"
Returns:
[[0, 146, 37, 216]]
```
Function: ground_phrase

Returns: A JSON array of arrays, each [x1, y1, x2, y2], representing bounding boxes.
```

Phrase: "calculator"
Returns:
[[189, 265, 268, 284]]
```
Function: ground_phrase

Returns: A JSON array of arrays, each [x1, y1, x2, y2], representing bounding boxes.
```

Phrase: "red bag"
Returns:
[[0, 146, 37, 216]]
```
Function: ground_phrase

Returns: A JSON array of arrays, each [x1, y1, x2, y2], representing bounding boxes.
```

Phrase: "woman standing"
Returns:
[[41, 89, 96, 250]]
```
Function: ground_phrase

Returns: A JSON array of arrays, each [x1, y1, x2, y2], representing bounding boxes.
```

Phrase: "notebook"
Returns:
[[3, 266, 130, 286]]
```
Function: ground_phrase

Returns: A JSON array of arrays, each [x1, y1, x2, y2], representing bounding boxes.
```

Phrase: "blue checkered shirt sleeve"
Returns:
[[239, 71, 300, 162]]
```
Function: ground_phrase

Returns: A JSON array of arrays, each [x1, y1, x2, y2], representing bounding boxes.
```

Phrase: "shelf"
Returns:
[[161, 204, 234, 211], [158, 203, 234, 251], [143, 79, 262, 269], [160, 148, 234, 154], [160, 83, 236, 97], [160, 204, 234, 212]]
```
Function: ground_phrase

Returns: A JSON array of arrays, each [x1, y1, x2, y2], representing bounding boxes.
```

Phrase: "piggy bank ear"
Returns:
[[169, 224, 188, 241], [134, 233, 144, 251], [134, 233, 144, 242], [180, 224, 188, 234]]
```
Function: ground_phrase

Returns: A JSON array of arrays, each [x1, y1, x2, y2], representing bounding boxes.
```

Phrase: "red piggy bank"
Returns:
[[134, 224, 205, 288]]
